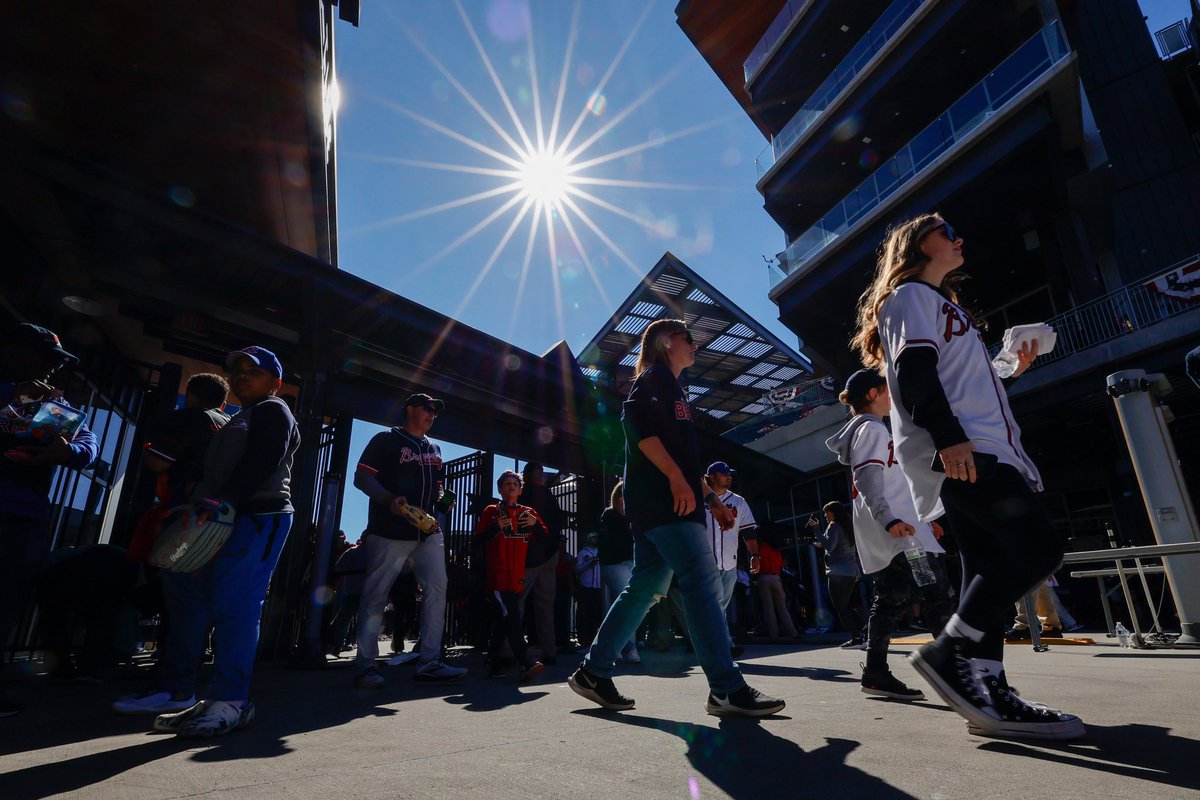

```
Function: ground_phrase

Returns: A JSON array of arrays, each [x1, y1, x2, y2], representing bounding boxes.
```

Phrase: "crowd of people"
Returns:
[[3, 211, 1135, 742]]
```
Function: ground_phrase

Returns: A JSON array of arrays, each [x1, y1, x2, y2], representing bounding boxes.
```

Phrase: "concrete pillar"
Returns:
[[1106, 369, 1200, 646]]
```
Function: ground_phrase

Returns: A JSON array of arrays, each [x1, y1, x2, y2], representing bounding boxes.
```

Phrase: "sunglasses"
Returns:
[[672, 330, 694, 345], [924, 221, 957, 242], [421, 405, 439, 415]]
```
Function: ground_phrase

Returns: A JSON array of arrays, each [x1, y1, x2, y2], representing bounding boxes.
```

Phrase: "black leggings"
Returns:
[[827, 575, 866, 636], [865, 553, 955, 671], [487, 590, 531, 665], [939, 464, 1066, 661]]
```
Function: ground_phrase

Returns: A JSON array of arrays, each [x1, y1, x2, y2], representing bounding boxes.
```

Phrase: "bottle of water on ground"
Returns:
[[903, 536, 937, 587], [1114, 621, 1131, 648]]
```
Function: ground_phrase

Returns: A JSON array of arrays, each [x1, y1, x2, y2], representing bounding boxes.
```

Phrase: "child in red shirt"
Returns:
[[476, 470, 547, 681]]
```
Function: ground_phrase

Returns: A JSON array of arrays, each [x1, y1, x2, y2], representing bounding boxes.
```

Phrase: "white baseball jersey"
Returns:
[[844, 415, 944, 575], [704, 490, 756, 571], [879, 281, 1042, 521]]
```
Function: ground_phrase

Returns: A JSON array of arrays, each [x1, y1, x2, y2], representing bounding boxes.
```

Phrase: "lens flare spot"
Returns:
[[3, 95, 33, 123], [312, 585, 334, 606], [576, 64, 595, 85], [647, 128, 666, 148], [833, 115, 862, 142], [688, 776, 701, 799], [487, 0, 531, 43], [857, 148, 879, 169], [168, 186, 195, 207], [504, 354, 521, 371], [536, 426, 554, 445], [720, 147, 741, 168], [586, 91, 607, 116], [283, 160, 308, 188]]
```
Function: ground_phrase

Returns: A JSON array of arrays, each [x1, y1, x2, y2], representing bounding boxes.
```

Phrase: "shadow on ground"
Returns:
[[0, 654, 483, 797], [573, 708, 916, 800], [978, 722, 1200, 793]]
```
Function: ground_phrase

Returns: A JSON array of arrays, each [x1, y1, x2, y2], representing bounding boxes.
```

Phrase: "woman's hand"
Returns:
[[669, 474, 697, 517], [1010, 339, 1039, 379], [937, 441, 979, 483], [887, 521, 917, 538]]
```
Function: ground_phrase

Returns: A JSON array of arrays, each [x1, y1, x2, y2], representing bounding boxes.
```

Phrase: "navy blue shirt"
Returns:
[[357, 428, 444, 541], [620, 363, 705, 534]]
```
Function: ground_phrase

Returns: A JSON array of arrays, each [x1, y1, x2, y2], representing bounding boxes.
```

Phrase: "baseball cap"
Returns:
[[10, 323, 79, 365], [404, 392, 446, 412], [225, 346, 283, 378], [706, 461, 735, 475], [843, 368, 886, 400]]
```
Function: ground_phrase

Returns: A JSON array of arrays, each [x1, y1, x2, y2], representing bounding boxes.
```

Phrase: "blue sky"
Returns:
[[331, 0, 1193, 539]]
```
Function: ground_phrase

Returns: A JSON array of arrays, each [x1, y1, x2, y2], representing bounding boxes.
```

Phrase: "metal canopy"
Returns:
[[578, 252, 812, 433]]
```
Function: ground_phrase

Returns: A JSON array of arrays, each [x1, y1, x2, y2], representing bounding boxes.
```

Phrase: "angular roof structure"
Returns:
[[578, 252, 813, 432]]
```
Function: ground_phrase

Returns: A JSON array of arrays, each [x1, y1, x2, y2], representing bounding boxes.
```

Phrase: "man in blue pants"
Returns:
[[149, 346, 300, 737]]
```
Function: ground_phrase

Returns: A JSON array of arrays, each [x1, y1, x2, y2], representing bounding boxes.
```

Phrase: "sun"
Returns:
[[517, 148, 574, 207]]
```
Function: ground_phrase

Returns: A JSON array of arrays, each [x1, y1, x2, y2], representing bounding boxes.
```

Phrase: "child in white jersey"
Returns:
[[826, 368, 954, 701], [850, 213, 1083, 741]]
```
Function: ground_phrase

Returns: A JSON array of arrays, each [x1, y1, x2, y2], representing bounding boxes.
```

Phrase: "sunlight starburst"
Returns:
[[353, 1, 731, 341]]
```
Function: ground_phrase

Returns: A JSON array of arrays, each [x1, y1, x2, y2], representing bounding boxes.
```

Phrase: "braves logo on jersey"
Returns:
[[887, 440, 896, 467], [941, 302, 973, 341], [674, 401, 692, 421], [398, 446, 442, 466]]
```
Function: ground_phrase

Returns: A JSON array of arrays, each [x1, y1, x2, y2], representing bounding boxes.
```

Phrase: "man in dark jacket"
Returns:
[[0, 324, 98, 718], [518, 462, 563, 662], [350, 393, 466, 688]]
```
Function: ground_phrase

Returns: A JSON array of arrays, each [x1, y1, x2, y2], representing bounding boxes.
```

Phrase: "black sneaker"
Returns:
[[704, 685, 785, 717], [518, 661, 545, 683], [967, 671, 1084, 740], [1040, 626, 1063, 639], [568, 665, 635, 710], [909, 635, 994, 730], [861, 666, 925, 701], [1003, 627, 1032, 642], [485, 659, 507, 679]]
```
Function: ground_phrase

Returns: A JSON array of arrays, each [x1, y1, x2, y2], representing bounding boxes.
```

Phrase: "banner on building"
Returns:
[[1146, 260, 1200, 302]]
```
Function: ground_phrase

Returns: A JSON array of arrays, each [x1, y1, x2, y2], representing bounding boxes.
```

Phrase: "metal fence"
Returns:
[[991, 255, 1200, 372]]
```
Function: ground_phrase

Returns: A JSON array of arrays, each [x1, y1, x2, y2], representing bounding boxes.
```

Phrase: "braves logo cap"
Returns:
[[706, 461, 735, 475], [225, 346, 283, 378], [843, 368, 886, 401], [404, 392, 446, 411], [10, 323, 79, 365]]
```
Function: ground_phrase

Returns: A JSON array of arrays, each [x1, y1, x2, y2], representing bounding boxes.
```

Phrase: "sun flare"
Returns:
[[517, 149, 574, 207]]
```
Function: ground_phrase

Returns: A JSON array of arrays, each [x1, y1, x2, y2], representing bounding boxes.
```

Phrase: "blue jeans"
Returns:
[[719, 568, 738, 645], [159, 512, 292, 702], [584, 521, 744, 694], [601, 560, 635, 652]]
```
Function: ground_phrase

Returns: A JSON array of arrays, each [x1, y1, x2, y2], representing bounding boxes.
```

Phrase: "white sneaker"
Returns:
[[112, 689, 197, 715], [415, 659, 467, 682], [171, 700, 255, 738]]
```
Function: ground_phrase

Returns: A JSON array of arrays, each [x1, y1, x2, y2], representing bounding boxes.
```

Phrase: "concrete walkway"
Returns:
[[1, 636, 1197, 799]]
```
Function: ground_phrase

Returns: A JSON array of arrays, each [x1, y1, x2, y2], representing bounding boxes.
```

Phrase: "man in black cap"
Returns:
[[351, 393, 466, 687], [1, 323, 99, 717]]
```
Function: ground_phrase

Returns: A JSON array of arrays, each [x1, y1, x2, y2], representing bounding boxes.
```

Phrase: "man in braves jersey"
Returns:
[[854, 213, 1081, 740], [826, 368, 953, 701], [701, 461, 758, 654], [351, 393, 465, 687]]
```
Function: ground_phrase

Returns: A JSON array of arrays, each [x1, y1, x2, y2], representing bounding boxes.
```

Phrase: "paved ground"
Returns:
[[1, 634, 1198, 800]]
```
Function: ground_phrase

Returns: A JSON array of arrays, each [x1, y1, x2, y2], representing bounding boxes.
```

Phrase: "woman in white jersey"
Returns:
[[850, 213, 1083, 741]]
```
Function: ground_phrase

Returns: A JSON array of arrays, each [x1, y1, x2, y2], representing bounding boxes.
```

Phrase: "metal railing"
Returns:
[[756, 0, 925, 178], [771, 20, 1070, 287], [989, 254, 1200, 372], [744, 0, 815, 83]]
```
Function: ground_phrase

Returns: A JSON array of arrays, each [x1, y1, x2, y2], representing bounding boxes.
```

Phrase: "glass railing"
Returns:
[[744, 0, 814, 83], [775, 20, 1070, 285], [756, 0, 925, 179], [985, 253, 1200, 373]]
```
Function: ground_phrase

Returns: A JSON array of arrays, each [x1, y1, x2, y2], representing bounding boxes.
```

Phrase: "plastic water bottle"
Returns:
[[903, 536, 937, 587], [1114, 622, 1131, 648]]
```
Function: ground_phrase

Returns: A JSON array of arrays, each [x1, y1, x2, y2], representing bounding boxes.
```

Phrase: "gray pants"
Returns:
[[355, 533, 447, 666], [756, 574, 798, 638]]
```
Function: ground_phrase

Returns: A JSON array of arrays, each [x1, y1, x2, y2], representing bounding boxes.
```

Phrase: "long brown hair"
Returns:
[[850, 213, 975, 368], [635, 318, 688, 376]]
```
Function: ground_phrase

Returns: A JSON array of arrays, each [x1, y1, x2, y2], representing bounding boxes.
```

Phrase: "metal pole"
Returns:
[[1107, 370, 1200, 646], [295, 474, 342, 665]]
